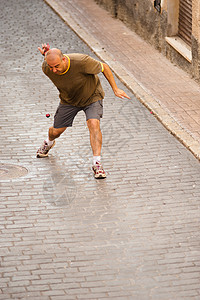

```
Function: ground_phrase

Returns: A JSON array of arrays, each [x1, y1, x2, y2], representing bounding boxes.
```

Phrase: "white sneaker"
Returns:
[[36, 140, 55, 158], [92, 162, 106, 179]]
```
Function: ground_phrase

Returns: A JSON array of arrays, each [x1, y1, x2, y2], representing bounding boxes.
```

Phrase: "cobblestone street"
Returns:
[[0, 0, 200, 299]]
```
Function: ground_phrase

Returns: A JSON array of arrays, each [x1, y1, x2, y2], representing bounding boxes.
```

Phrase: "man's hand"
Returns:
[[38, 43, 50, 56], [114, 88, 130, 99]]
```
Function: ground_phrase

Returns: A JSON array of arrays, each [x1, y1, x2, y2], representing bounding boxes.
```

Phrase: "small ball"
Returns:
[[46, 114, 50, 118]]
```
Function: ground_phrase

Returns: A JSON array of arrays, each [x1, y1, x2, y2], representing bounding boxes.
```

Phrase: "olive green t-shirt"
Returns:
[[42, 53, 105, 107]]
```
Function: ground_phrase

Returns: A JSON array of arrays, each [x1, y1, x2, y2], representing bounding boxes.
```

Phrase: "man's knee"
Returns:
[[49, 126, 66, 139], [87, 119, 100, 133]]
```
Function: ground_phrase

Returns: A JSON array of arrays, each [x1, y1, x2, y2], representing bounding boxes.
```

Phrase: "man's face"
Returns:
[[46, 56, 67, 75]]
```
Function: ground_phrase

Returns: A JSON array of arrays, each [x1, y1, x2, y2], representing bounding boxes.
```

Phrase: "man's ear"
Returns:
[[62, 56, 67, 62]]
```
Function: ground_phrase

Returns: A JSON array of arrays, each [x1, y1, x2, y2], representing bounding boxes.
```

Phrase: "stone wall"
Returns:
[[191, 0, 200, 80], [94, 0, 200, 81], [94, 0, 168, 53]]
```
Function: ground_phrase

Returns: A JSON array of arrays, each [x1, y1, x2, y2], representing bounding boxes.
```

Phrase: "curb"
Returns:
[[43, 0, 200, 161]]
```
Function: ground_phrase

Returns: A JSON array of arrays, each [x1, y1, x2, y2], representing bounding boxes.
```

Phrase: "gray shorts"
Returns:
[[53, 100, 103, 128]]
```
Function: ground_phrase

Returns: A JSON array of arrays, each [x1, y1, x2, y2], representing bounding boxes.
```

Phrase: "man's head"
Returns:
[[45, 48, 68, 75]]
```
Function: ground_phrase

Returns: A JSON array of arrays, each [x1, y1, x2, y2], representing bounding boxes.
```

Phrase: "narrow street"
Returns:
[[0, 0, 200, 299]]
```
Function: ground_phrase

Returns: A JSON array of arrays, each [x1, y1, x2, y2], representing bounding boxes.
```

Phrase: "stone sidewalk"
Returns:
[[45, 0, 200, 161], [1, 0, 200, 299]]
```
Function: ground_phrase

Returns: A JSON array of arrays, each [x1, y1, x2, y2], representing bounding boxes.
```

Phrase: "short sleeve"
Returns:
[[83, 55, 103, 75], [42, 60, 48, 74]]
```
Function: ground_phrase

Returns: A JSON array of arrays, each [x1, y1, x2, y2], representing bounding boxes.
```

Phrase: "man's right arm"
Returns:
[[38, 43, 50, 56]]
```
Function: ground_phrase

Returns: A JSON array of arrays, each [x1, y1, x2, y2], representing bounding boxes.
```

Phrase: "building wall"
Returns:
[[192, 0, 200, 79], [94, 0, 167, 51], [94, 0, 200, 81]]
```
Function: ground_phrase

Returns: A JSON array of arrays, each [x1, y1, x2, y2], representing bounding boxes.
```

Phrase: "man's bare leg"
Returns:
[[87, 119, 102, 157], [87, 119, 106, 178]]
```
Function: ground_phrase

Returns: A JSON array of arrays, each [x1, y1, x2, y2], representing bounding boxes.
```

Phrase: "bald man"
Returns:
[[37, 44, 130, 179]]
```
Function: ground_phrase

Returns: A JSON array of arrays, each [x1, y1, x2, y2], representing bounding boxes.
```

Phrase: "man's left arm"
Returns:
[[102, 63, 130, 99]]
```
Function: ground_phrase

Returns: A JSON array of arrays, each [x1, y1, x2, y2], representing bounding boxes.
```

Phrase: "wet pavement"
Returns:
[[46, 0, 200, 161]]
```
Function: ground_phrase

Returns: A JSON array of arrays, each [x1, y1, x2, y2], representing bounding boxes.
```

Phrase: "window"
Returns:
[[165, 0, 192, 62], [178, 0, 192, 46]]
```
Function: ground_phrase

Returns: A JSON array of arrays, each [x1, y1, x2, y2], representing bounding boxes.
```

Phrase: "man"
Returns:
[[37, 44, 130, 179]]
